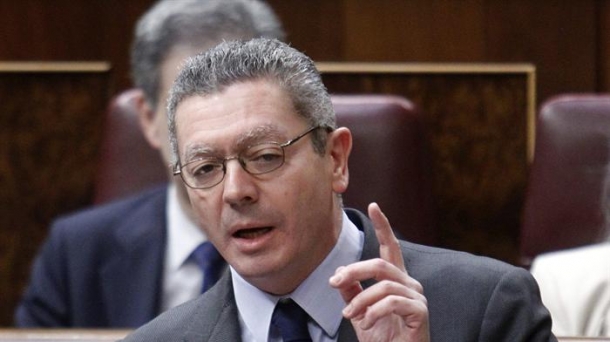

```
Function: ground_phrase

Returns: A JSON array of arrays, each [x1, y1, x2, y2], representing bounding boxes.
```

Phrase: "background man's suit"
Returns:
[[123, 209, 555, 342], [16, 186, 168, 327]]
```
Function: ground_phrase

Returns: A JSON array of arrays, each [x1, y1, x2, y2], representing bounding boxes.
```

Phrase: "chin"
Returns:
[[232, 255, 290, 282]]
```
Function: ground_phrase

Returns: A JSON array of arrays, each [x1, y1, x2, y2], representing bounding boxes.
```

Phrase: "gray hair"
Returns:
[[130, 0, 286, 110], [167, 38, 336, 166]]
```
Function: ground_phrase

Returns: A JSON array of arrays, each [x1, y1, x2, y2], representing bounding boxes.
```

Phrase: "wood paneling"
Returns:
[[0, 63, 111, 326], [0, 0, 154, 90], [484, 1, 597, 106], [341, 1, 487, 62], [267, 0, 601, 107], [0, 1, 605, 100], [598, 1, 610, 92]]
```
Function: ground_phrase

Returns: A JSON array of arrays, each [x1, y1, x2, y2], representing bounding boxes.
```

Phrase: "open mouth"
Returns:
[[233, 226, 273, 239]]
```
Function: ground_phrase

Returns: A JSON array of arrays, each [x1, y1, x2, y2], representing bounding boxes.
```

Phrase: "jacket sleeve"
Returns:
[[478, 267, 557, 342]]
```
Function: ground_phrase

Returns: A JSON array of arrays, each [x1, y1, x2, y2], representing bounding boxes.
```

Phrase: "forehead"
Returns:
[[175, 79, 306, 157]]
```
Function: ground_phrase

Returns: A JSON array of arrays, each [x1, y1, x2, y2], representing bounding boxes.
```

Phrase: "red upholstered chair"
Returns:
[[94, 90, 437, 245], [93, 89, 167, 204], [520, 94, 610, 266], [332, 95, 435, 244]]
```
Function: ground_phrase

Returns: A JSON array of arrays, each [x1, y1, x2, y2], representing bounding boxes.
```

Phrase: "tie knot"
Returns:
[[190, 241, 224, 293], [271, 298, 312, 342]]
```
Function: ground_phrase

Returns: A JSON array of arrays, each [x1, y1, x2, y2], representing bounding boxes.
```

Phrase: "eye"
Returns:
[[187, 160, 223, 178], [246, 144, 283, 165]]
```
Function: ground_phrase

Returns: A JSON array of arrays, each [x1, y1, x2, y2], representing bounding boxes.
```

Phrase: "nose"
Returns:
[[221, 158, 258, 206]]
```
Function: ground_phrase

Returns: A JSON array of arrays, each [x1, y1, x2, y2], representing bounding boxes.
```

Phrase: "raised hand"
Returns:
[[329, 203, 430, 341]]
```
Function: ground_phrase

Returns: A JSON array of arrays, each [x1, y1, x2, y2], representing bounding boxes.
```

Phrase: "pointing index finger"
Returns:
[[368, 202, 406, 273]]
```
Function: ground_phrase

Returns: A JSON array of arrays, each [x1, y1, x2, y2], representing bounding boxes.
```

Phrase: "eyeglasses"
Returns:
[[174, 125, 326, 189]]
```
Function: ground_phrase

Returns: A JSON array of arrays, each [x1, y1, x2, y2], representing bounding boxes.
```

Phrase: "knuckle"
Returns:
[[410, 278, 424, 293], [373, 258, 389, 271], [388, 295, 402, 307], [379, 279, 395, 292]]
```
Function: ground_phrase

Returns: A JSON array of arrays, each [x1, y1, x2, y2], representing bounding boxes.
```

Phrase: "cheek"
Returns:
[[285, 157, 334, 213], [187, 191, 216, 224]]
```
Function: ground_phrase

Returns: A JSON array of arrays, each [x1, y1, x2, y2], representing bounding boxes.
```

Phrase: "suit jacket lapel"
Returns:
[[345, 208, 381, 262], [183, 273, 242, 342], [101, 189, 167, 327]]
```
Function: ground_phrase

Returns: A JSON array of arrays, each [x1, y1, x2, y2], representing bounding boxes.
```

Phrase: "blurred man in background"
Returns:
[[15, 0, 285, 327]]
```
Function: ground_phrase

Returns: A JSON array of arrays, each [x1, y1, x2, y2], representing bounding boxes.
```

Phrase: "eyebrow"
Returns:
[[182, 145, 219, 162], [234, 125, 284, 149], [182, 124, 286, 162]]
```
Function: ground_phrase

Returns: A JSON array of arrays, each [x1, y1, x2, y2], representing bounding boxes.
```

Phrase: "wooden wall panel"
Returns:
[[485, 1, 597, 106], [0, 0, 154, 91], [341, 0, 487, 62], [0, 63, 111, 326], [598, 1, 610, 92], [270, 0, 601, 107], [0, 0, 604, 100], [266, 0, 345, 61]]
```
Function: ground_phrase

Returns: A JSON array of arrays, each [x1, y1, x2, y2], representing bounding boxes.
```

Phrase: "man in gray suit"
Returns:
[[123, 38, 556, 341]]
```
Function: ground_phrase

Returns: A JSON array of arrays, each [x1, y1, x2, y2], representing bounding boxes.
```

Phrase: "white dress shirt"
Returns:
[[160, 184, 207, 312], [233, 211, 364, 342], [531, 242, 610, 337]]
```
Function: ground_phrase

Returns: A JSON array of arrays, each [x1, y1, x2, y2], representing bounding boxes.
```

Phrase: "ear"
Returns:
[[134, 89, 164, 150], [327, 127, 352, 194]]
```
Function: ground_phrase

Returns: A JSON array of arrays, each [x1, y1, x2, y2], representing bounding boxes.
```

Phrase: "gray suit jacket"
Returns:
[[123, 209, 556, 342]]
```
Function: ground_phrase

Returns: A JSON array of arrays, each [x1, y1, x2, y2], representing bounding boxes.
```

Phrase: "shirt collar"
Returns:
[[166, 184, 206, 271], [232, 211, 364, 341]]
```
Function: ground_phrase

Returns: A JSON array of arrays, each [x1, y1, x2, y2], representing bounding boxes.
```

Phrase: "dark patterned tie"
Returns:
[[271, 298, 312, 342], [190, 241, 224, 293]]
